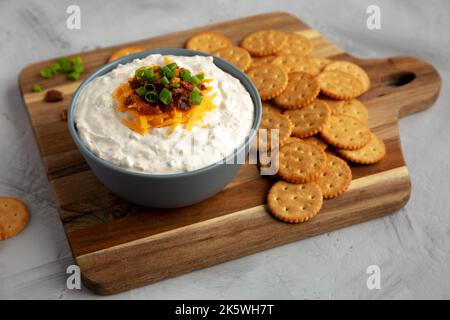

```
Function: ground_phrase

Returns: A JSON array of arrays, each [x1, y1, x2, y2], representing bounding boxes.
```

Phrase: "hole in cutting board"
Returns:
[[381, 71, 416, 87]]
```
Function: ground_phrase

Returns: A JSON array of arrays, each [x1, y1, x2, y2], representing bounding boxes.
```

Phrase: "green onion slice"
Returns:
[[161, 76, 170, 86], [145, 91, 159, 103], [189, 91, 202, 105], [135, 86, 147, 96], [180, 69, 191, 81], [167, 62, 178, 71], [144, 83, 156, 92], [33, 84, 42, 93], [67, 71, 80, 81], [195, 73, 205, 81], [71, 56, 83, 66], [39, 68, 53, 79], [159, 88, 172, 105], [171, 82, 180, 88], [50, 63, 62, 74], [189, 76, 201, 86]]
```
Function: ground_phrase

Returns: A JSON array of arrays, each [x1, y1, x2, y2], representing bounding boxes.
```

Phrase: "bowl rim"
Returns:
[[67, 48, 262, 179]]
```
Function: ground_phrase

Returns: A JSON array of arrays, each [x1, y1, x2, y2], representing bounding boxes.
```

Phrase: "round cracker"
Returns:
[[321, 98, 344, 113], [284, 100, 331, 138], [316, 154, 352, 199], [246, 64, 288, 100], [267, 181, 323, 223], [250, 55, 275, 69], [262, 101, 283, 115], [325, 60, 370, 93], [259, 109, 293, 150], [273, 72, 320, 109], [336, 132, 386, 164], [311, 57, 332, 71], [213, 46, 252, 71], [271, 54, 320, 75], [331, 99, 369, 124], [0, 197, 29, 240], [278, 140, 327, 183], [320, 115, 371, 150], [317, 70, 364, 100], [186, 32, 232, 53], [108, 47, 145, 62], [278, 33, 314, 56], [240, 29, 288, 56], [302, 135, 328, 151]]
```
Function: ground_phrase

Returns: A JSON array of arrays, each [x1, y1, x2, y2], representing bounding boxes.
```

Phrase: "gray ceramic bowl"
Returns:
[[68, 48, 261, 208]]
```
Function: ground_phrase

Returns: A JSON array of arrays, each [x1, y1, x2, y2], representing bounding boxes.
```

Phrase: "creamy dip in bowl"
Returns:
[[68, 48, 261, 208]]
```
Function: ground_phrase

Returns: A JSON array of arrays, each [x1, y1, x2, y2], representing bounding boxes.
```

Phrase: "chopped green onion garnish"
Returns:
[[32, 84, 42, 93], [195, 73, 205, 81], [160, 66, 170, 77], [171, 82, 180, 88], [144, 68, 155, 80], [67, 71, 80, 81], [73, 64, 84, 73], [189, 75, 201, 86], [50, 63, 62, 74], [71, 56, 83, 66], [159, 88, 172, 105], [191, 87, 201, 95], [167, 63, 178, 71], [135, 86, 147, 96], [180, 69, 191, 81], [161, 76, 170, 86], [189, 91, 202, 105], [145, 91, 158, 103], [135, 67, 147, 79], [39, 68, 53, 79], [58, 57, 72, 73], [144, 91, 156, 103], [165, 69, 176, 79], [144, 83, 156, 92]]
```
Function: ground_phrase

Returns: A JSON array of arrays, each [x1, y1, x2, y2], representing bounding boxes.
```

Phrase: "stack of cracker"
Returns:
[[185, 29, 386, 224]]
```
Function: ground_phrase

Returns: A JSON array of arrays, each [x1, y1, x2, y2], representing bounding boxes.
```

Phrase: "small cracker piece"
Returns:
[[271, 54, 320, 75], [320, 115, 371, 150], [317, 154, 352, 199], [284, 100, 331, 138], [303, 135, 328, 151], [273, 72, 320, 110], [186, 32, 232, 53], [0, 197, 29, 240], [325, 60, 370, 93], [332, 99, 369, 124], [317, 70, 364, 100], [108, 47, 145, 62], [240, 29, 288, 56], [278, 140, 327, 183], [278, 33, 314, 56], [213, 46, 252, 71], [336, 132, 386, 164], [247, 64, 288, 100], [267, 181, 323, 223], [259, 109, 293, 150]]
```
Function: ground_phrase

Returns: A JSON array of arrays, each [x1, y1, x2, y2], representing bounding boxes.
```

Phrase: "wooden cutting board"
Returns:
[[18, 12, 441, 295]]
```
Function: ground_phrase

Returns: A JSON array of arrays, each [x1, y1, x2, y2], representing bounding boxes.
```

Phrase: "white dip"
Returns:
[[75, 54, 254, 174]]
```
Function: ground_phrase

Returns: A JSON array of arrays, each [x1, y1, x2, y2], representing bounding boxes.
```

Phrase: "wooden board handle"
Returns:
[[358, 55, 441, 119]]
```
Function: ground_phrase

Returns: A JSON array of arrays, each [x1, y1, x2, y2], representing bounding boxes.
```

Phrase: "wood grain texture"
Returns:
[[18, 12, 441, 294]]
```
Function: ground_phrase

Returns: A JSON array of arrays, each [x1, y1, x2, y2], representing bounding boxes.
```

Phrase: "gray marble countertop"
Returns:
[[1, 0, 449, 299]]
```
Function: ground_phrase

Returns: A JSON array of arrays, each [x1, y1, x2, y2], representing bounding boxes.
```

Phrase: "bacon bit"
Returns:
[[45, 89, 63, 102]]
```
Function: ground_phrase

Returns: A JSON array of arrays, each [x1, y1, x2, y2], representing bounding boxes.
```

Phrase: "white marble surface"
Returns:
[[1, 0, 449, 299]]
